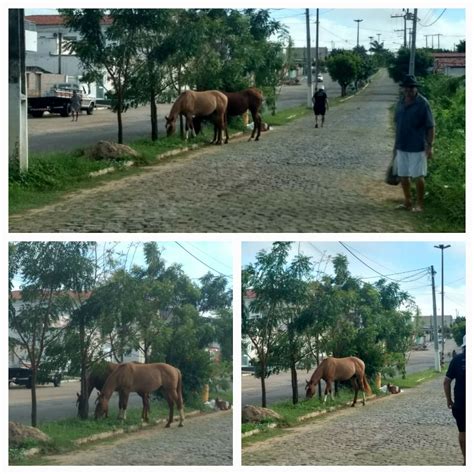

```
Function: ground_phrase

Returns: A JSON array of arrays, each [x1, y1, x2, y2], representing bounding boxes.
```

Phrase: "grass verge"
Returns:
[[9, 387, 232, 465]]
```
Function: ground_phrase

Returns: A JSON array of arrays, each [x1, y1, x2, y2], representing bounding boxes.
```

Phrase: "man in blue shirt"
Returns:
[[444, 334, 466, 465], [394, 74, 435, 212]]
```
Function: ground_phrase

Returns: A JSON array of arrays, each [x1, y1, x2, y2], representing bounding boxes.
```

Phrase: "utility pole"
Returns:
[[424, 34, 429, 48], [368, 35, 374, 50], [9, 9, 28, 169], [408, 8, 418, 76], [354, 19, 363, 47], [391, 9, 408, 48], [435, 245, 451, 366], [434, 33, 442, 50], [430, 265, 441, 372], [315, 9, 320, 83], [377, 33, 381, 43], [305, 9, 313, 107]]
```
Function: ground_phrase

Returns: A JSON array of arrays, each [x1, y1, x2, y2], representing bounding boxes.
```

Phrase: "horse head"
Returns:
[[94, 391, 109, 419], [165, 116, 175, 137], [305, 379, 316, 399]]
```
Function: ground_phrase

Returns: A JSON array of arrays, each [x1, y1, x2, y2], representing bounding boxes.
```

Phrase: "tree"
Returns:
[[326, 51, 362, 96], [59, 9, 141, 144], [9, 242, 95, 426], [387, 47, 433, 84], [242, 242, 308, 407], [450, 317, 466, 347], [455, 40, 465, 53]]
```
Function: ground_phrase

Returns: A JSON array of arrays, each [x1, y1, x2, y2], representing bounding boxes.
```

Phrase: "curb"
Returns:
[[73, 409, 201, 446], [242, 394, 379, 439], [21, 410, 202, 458]]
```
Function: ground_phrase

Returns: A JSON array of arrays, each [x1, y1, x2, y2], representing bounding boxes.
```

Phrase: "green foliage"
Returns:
[[450, 317, 466, 347], [326, 51, 362, 96], [420, 75, 465, 231], [387, 47, 433, 83]]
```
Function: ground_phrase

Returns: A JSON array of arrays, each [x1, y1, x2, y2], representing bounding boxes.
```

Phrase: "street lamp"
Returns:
[[354, 19, 363, 47], [434, 244, 451, 365]]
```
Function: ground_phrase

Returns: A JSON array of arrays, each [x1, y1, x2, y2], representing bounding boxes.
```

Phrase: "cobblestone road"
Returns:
[[44, 411, 232, 465], [242, 376, 463, 466], [10, 69, 417, 233]]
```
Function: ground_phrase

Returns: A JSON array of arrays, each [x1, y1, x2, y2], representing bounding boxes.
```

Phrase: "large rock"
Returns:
[[9, 421, 51, 446], [88, 140, 141, 161], [242, 405, 282, 423]]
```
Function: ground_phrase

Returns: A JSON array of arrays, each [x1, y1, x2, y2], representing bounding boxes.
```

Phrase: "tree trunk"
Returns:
[[30, 368, 37, 427], [117, 104, 123, 144], [341, 84, 347, 97], [150, 91, 158, 142], [78, 315, 89, 419], [259, 361, 267, 407], [290, 361, 298, 405]]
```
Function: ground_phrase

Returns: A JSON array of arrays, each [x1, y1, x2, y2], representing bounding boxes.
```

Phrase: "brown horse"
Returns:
[[305, 356, 372, 407], [194, 87, 264, 143], [76, 361, 150, 421], [95, 362, 184, 427], [165, 90, 228, 144]]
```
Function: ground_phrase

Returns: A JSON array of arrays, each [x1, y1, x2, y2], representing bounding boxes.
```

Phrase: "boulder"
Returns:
[[87, 140, 141, 161], [9, 421, 51, 446], [242, 405, 282, 423]]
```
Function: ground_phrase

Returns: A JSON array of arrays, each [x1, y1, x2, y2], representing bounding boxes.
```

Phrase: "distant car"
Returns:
[[9, 367, 62, 388], [317, 74, 324, 82]]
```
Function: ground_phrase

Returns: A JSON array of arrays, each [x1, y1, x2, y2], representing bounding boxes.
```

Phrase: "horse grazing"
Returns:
[[305, 356, 372, 407], [76, 361, 150, 421], [95, 362, 184, 427], [194, 87, 264, 143], [165, 90, 228, 145]]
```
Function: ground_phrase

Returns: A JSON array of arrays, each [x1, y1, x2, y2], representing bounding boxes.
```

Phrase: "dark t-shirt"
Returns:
[[446, 350, 465, 406], [313, 90, 327, 111], [394, 93, 435, 152]]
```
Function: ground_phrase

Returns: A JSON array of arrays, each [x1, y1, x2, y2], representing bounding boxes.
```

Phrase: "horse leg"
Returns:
[[350, 378, 359, 407], [139, 392, 149, 422], [164, 393, 175, 428], [323, 381, 330, 403], [120, 391, 130, 420], [224, 114, 229, 144]]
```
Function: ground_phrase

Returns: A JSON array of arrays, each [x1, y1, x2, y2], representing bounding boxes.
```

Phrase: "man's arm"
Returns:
[[443, 376, 454, 408]]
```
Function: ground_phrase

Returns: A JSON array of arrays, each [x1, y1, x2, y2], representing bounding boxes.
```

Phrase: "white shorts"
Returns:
[[394, 150, 427, 178]]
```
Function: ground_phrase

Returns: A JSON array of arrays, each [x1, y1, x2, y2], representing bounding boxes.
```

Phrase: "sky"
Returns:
[[24, 7, 465, 53], [271, 8, 466, 52], [11, 240, 234, 290], [242, 241, 466, 319]]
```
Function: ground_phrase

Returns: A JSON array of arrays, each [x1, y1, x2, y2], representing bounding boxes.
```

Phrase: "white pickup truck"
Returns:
[[28, 82, 96, 118]]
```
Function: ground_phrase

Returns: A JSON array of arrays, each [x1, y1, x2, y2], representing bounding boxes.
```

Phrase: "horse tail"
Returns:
[[362, 374, 372, 395], [176, 369, 184, 409]]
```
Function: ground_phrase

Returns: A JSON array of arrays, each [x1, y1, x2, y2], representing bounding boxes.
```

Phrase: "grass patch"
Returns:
[[262, 105, 310, 126], [383, 368, 441, 389]]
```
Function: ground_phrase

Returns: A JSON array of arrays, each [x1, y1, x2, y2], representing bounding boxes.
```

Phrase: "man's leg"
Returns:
[[459, 432, 465, 465], [314, 114, 318, 128], [400, 177, 412, 209], [321, 113, 325, 127]]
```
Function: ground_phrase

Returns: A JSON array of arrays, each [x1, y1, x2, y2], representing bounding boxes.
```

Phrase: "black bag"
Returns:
[[385, 158, 400, 185]]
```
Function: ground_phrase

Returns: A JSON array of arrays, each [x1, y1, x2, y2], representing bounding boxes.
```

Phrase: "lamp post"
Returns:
[[434, 244, 451, 366], [354, 19, 363, 47]]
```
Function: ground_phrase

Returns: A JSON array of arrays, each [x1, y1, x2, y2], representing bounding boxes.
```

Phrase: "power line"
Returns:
[[338, 242, 430, 283], [174, 242, 230, 278], [185, 241, 232, 272], [419, 8, 447, 27]]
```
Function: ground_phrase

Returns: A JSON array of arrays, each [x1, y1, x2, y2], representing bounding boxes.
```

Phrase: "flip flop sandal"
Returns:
[[395, 204, 411, 211]]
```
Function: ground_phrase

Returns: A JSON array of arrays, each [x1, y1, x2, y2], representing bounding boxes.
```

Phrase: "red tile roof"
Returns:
[[432, 52, 465, 71], [26, 15, 113, 26]]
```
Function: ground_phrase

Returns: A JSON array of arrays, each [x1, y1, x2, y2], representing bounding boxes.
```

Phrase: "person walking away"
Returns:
[[393, 74, 435, 212], [312, 85, 329, 128], [443, 334, 466, 465], [70, 90, 81, 122]]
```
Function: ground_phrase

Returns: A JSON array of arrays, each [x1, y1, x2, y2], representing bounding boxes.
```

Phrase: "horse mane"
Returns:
[[309, 358, 329, 385]]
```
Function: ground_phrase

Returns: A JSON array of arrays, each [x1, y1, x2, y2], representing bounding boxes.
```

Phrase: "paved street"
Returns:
[[42, 410, 232, 465], [10, 70, 418, 233], [242, 375, 463, 466], [9, 380, 144, 424]]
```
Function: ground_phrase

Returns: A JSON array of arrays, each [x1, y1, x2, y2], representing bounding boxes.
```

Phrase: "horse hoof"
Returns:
[[178, 423, 184, 427]]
